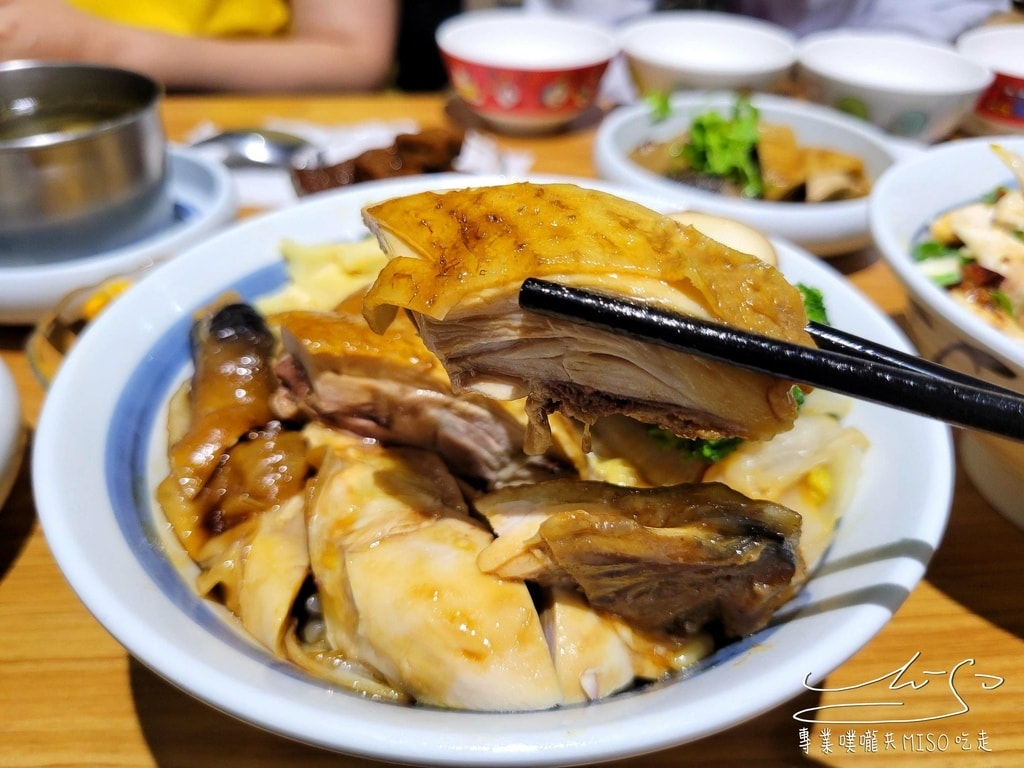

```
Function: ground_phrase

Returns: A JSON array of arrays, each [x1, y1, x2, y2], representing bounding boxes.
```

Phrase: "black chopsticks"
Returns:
[[519, 278, 1024, 441]]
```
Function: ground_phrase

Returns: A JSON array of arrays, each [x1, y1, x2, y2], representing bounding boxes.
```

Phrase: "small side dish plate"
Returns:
[[33, 174, 953, 766]]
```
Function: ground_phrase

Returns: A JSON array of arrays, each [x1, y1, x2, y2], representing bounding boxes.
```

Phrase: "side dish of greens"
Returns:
[[630, 94, 871, 203], [681, 95, 764, 199]]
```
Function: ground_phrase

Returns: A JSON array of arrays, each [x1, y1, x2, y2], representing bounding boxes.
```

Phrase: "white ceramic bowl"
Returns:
[[796, 31, 993, 143], [869, 135, 1024, 526], [618, 11, 796, 96], [0, 148, 236, 325], [436, 10, 617, 134], [594, 91, 900, 256], [956, 25, 1024, 136], [33, 173, 953, 765]]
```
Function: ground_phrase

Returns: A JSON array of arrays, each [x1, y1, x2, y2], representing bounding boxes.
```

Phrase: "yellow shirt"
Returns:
[[67, 0, 291, 37]]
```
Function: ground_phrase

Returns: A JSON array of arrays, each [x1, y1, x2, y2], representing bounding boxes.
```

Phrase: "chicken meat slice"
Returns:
[[194, 495, 310, 656], [944, 201, 1024, 313], [541, 586, 714, 703], [474, 478, 803, 638], [542, 586, 637, 703], [270, 303, 584, 489], [360, 182, 813, 454], [306, 438, 563, 711]]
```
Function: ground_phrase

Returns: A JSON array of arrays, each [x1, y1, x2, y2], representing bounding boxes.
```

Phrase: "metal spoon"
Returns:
[[188, 129, 322, 169]]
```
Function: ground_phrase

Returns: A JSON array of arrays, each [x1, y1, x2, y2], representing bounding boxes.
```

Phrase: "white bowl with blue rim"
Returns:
[[33, 173, 953, 766]]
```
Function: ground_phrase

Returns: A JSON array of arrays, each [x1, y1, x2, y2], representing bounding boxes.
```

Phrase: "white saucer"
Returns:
[[0, 147, 237, 325], [0, 356, 23, 509]]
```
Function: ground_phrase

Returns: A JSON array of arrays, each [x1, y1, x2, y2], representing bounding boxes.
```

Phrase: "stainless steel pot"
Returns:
[[0, 60, 171, 260]]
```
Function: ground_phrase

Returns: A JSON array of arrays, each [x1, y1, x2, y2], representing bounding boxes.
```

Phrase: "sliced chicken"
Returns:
[[541, 586, 714, 702], [542, 586, 637, 703], [194, 495, 310, 656], [757, 123, 807, 201], [942, 200, 1024, 313], [361, 182, 813, 454], [307, 439, 563, 711], [270, 303, 584, 489]]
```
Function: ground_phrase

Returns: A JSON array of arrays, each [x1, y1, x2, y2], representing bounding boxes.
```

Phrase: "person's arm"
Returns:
[[0, 0, 400, 92]]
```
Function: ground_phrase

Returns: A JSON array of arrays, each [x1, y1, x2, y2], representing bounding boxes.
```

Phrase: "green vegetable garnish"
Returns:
[[912, 240, 961, 262], [680, 96, 763, 198], [645, 91, 673, 122], [646, 282, 829, 462], [797, 283, 830, 325], [991, 289, 1014, 317], [647, 428, 743, 463], [912, 241, 965, 287], [791, 385, 806, 408], [981, 185, 1007, 205]]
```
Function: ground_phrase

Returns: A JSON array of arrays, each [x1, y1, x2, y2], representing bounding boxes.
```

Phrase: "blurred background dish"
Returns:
[[189, 128, 322, 169], [0, 60, 172, 257], [594, 91, 899, 256], [436, 9, 617, 134], [0, 355, 23, 510], [869, 135, 1024, 526], [795, 31, 993, 144], [24, 267, 150, 387], [0, 148, 236, 325], [617, 11, 796, 97], [956, 25, 1024, 135]]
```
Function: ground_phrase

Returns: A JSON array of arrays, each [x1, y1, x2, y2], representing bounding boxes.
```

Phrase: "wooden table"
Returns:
[[1, 93, 1022, 767]]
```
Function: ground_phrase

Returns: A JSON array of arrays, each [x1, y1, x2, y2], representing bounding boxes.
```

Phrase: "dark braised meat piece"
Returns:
[[290, 126, 465, 196], [166, 303, 278, 501], [474, 478, 804, 638], [156, 303, 309, 557]]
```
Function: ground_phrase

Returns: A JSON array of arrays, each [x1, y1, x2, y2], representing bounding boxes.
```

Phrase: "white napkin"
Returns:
[[185, 119, 534, 210]]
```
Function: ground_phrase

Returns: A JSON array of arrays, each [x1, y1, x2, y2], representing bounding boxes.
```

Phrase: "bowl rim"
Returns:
[[435, 8, 619, 71], [618, 9, 797, 44], [956, 25, 1024, 79], [869, 134, 1024, 369], [0, 355, 24, 510], [795, 30, 994, 95], [32, 172, 954, 765], [617, 11, 796, 75]]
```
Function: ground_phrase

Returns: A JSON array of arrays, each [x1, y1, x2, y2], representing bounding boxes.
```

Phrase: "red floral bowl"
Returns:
[[957, 26, 1024, 136], [437, 10, 617, 135]]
